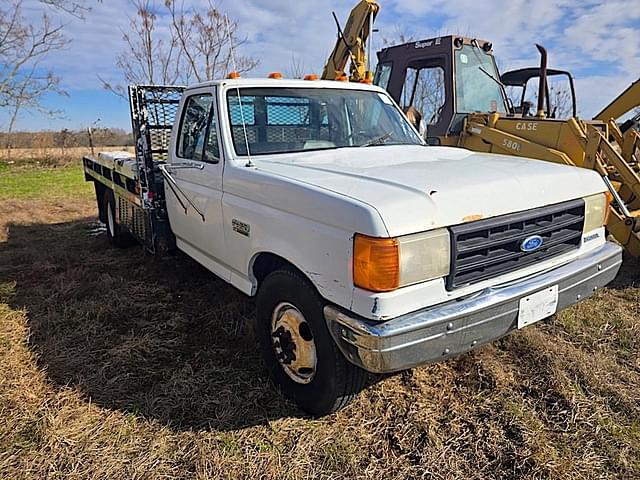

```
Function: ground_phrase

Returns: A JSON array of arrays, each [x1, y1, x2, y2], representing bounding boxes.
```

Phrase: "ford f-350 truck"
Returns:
[[83, 79, 622, 415]]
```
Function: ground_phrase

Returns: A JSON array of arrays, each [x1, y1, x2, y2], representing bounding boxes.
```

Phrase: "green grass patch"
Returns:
[[0, 164, 93, 200]]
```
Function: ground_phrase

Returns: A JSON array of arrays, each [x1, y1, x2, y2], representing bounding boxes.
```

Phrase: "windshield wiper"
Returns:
[[478, 66, 511, 111], [478, 66, 503, 88], [360, 132, 393, 147]]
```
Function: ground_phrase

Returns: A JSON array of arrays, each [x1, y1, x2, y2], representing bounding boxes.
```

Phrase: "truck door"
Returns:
[[166, 87, 230, 281]]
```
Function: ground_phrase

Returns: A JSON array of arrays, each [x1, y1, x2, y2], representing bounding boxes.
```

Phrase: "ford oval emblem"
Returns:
[[521, 235, 544, 253]]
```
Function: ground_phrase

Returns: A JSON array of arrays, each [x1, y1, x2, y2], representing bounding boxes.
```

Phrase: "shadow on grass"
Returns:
[[0, 217, 308, 431], [607, 251, 640, 290]]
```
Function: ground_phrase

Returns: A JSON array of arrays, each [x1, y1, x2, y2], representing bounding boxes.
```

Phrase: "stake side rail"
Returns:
[[83, 85, 186, 253]]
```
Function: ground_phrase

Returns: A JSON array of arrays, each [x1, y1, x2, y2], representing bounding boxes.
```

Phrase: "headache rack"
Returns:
[[128, 85, 185, 253], [447, 199, 586, 290]]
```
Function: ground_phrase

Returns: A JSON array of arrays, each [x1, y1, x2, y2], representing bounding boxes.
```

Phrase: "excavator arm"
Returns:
[[593, 78, 640, 123], [321, 0, 379, 82]]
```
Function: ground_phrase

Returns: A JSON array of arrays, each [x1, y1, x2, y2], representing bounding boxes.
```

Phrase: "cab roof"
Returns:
[[501, 68, 573, 87], [185, 77, 386, 92]]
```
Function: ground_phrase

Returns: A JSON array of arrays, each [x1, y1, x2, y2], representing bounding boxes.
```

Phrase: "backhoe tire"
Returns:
[[103, 190, 135, 248], [256, 268, 367, 416]]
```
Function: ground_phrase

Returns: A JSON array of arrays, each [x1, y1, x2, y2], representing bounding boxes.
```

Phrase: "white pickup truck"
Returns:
[[84, 78, 622, 415]]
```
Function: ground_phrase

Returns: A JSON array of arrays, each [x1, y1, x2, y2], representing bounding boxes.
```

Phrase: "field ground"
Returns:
[[1, 146, 133, 168], [0, 157, 639, 479]]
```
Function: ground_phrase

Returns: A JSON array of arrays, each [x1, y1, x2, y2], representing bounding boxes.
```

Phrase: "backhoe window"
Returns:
[[455, 45, 507, 114], [374, 63, 392, 90], [402, 66, 446, 125], [226, 87, 423, 156], [508, 75, 575, 119]]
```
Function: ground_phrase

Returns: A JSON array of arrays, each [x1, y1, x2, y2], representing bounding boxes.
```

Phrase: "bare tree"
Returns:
[[166, 0, 258, 82], [380, 27, 415, 48], [549, 83, 573, 119], [40, 0, 91, 19], [54, 127, 72, 156], [100, 0, 182, 97], [1, 0, 69, 157], [286, 53, 307, 79], [103, 0, 258, 96]]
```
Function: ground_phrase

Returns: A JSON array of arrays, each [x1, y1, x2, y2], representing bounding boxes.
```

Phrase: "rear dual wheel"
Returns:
[[103, 190, 134, 248], [256, 269, 367, 416]]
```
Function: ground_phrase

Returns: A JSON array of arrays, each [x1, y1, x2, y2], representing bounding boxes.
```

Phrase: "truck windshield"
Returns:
[[226, 87, 423, 156], [455, 45, 508, 114]]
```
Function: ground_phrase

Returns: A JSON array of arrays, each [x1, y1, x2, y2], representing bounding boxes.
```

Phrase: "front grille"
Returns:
[[447, 199, 585, 290]]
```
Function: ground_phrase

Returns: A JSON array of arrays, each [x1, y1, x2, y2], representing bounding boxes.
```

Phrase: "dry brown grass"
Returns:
[[1, 146, 133, 168], [0, 167, 639, 479]]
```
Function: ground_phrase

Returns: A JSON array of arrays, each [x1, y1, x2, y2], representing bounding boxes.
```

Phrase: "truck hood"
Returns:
[[252, 145, 606, 236]]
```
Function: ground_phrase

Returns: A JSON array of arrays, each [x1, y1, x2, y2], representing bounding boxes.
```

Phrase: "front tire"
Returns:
[[256, 269, 367, 416]]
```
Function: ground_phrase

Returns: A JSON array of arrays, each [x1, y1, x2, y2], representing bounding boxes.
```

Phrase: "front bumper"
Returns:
[[325, 242, 622, 373]]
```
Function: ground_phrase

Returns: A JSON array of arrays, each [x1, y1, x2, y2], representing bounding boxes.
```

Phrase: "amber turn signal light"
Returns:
[[353, 234, 400, 292], [604, 192, 612, 225]]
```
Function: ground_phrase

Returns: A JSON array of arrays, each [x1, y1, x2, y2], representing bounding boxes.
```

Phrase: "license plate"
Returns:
[[518, 285, 559, 329]]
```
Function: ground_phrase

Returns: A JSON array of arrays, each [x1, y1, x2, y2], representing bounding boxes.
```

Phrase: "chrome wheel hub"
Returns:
[[271, 302, 317, 384]]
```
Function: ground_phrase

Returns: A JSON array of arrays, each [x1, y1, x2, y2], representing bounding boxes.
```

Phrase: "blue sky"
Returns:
[[3, 0, 640, 132]]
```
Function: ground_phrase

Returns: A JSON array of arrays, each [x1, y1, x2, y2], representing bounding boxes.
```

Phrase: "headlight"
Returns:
[[353, 229, 451, 292], [583, 193, 609, 234]]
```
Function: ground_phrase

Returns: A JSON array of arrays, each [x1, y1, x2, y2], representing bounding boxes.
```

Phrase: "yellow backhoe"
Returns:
[[321, 0, 379, 82], [322, 1, 640, 257], [594, 79, 640, 175]]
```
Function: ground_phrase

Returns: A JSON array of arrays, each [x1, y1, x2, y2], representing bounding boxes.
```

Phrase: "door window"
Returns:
[[374, 63, 392, 90], [177, 94, 218, 162], [204, 106, 220, 162], [402, 66, 446, 125]]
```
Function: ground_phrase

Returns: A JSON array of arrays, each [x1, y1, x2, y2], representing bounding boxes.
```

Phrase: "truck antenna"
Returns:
[[225, 15, 254, 167]]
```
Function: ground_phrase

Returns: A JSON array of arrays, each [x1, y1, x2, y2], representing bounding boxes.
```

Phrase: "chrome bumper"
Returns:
[[325, 242, 622, 374]]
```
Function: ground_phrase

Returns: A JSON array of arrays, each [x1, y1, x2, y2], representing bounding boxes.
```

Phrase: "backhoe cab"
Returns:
[[374, 36, 579, 143], [374, 35, 509, 144]]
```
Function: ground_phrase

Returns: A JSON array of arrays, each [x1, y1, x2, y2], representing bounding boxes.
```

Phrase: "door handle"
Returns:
[[165, 161, 205, 171]]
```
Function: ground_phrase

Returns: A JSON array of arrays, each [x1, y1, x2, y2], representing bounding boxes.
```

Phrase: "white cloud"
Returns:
[[20, 0, 135, 89], [384, 0, 640, 116], [9, 0, 640, 127], [18, 0, 353, 91]]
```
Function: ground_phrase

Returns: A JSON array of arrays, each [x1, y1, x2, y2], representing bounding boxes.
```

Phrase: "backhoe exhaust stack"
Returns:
[[536, 44, 548, 118]]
